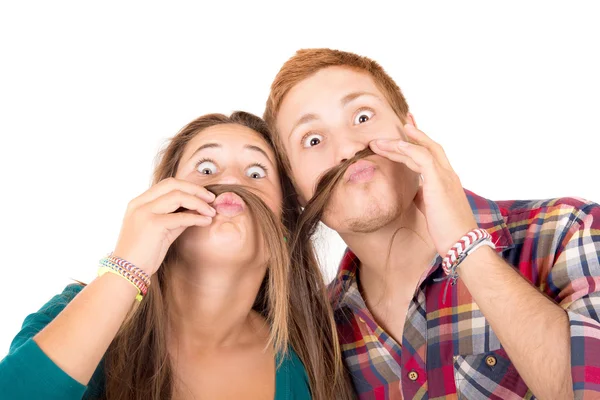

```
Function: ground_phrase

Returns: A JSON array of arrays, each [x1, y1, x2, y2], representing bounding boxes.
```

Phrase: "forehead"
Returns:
[[181, 123, 274, 159], [277, 66, 385, 123]]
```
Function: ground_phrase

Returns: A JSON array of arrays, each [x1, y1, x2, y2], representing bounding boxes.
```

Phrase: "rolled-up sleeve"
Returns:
[[550, 201, 600, 398]]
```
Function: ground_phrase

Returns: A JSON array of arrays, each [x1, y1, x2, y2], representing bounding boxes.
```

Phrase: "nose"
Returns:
[[336, 136, 367, 164], [217, 172, 243, 185]]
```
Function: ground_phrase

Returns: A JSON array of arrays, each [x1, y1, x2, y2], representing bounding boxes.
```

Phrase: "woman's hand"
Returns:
[[28, 181, 215, 387], [112, 178, 217, 275]]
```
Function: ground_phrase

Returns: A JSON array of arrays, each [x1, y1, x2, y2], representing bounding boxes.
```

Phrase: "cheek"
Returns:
[[369, 119, 403, 140], [264, 186, 284, 218], [176, 169, 201, 184], [384, 161, 420, 196], [291, 158, 329, 202]]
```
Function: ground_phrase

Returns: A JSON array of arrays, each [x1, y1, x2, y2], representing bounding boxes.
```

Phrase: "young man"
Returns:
[[264, 49, 600, 399]]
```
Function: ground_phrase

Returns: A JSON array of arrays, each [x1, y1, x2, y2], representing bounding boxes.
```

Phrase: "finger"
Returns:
[[402, 123, 436, 148], [369, 142, 421, 173], [130, 178, 216, 210], [371, 139, 436, 172], [148, 190, 216, 217], [403, 124, 451, 167], [158, 212, 213, 231]]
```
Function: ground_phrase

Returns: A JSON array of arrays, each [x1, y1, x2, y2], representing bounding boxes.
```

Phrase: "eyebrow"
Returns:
[[288, 91, 381, 139], [187, 143, 220, 161], [244, 144, 273, 164], [341, 91, 380, 106], [188, 142, 274, 165], [288, 113, 319, 139]]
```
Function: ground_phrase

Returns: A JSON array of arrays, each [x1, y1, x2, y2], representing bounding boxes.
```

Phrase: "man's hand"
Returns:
[[371, 123, 575, 399], [370, 123, 478, 256]]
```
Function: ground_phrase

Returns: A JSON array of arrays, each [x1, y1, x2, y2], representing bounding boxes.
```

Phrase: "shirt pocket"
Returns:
[[453, 348, 535, 400]]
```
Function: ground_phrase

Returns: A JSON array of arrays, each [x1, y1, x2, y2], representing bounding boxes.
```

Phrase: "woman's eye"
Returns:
[[196, 160, 218, 175], [354, 109, 374, 125], [302, 133, 323, 149], [246, 165, 267, 179]]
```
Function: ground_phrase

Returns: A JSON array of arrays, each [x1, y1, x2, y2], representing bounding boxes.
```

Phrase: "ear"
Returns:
[[405, 112, 417, 127]]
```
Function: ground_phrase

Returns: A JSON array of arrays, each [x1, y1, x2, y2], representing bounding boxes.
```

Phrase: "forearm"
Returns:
[[458, 246, 573, 400], [34, 273, 138, 385]]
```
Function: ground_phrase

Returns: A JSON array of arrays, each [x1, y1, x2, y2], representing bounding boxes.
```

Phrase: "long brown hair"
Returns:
[[102, 112, 354, 400]]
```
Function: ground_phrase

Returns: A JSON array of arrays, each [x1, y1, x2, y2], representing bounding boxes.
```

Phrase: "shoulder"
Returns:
[[497, 197, 600, 243], [498, 197, 598, 221]]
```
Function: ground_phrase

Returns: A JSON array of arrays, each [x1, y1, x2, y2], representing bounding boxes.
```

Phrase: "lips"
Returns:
[[344, 159, 376, 183], [213, 192, 245, 217]]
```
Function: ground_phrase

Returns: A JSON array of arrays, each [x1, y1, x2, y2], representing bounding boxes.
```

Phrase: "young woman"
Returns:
[[0, 112, 354, 400]]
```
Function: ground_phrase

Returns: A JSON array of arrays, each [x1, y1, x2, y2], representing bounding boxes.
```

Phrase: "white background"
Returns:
[[1, 1, 599, 354]]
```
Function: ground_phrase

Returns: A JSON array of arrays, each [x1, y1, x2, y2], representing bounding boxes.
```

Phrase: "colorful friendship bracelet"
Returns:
[[98, 256, 149, 298], [103, 254, 151, 288], [442, 228, 495, 276], [97, 266, 144, 302], [99, 260, 148, 297], [101, 260, 148, 295], [107, 255, 151, 287], [99, 258, 148, 295]]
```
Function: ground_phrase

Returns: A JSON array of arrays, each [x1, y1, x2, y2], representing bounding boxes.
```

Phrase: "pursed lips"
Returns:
[[345, 159, 376, 183], [213, 192, 245, 217]]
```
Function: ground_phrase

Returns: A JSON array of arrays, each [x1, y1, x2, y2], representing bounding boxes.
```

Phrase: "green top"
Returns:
[[0, 284, 311, 400]]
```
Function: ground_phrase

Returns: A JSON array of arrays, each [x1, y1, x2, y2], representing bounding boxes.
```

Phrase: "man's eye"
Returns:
[[302, 133, 323, 149], [354, 109, 374, 125], [196, 160, 218, 175], [246, 165, 267, 179]]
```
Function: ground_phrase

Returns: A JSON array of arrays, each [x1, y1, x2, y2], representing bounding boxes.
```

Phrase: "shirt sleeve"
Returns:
[[548, 201, 600, 398], [0, 284, 89, 400]]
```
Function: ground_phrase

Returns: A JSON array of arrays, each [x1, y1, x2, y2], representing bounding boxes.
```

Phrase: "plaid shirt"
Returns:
[[330, 190, 600, 399]]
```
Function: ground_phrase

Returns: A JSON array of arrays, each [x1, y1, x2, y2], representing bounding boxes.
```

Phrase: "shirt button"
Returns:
[[485, 355, 497, 367], [408, 370, 419, 381]]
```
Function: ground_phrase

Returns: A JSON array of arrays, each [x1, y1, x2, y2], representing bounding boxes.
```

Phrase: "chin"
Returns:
[[178, 221, 260, 265], [324, 182, 403, 234], [335, 203, 401, 234]]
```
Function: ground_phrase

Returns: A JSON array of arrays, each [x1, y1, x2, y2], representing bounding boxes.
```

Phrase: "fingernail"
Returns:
[[397, 140, 409, 147], [209, 206, 216, 216]]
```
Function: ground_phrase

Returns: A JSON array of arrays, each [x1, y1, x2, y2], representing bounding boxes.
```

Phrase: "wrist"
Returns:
[[456, 244, 498, 278], [97, 270, 140, 301], [441, 228, 495, 277], [98, 254, 151, 302], [437, 224, 480, 257]]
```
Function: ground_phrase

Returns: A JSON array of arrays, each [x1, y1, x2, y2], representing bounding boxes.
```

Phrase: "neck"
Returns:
[[166, 259, 267, 351], [341, 202, 437, 302]]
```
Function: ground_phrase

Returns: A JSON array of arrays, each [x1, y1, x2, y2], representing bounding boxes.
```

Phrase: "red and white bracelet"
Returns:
[[442, 228, 495, 276]]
